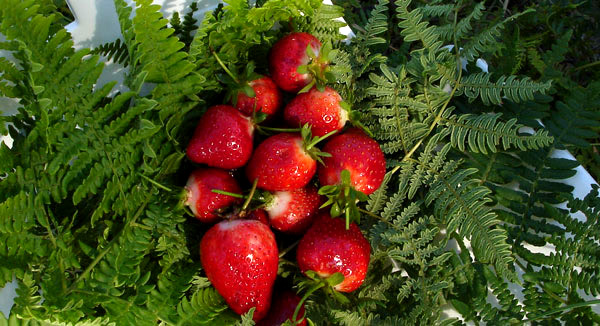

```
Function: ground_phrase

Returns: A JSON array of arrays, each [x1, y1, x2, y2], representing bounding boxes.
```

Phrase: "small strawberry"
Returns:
[[186, 105, 254, 169], [264, 185, 322, 234], [284, 86, 350, 137], [296, 213, 371, 293], [212, 52, 283, 118], [269, 32, 334, 93], [318, 128, 385, 195], [184, 168, 242, 223], [257, 290, 307, 326], [234, 76, 282, 118], [245, 126, 334, 192], [200, 219, 279, 321], [246, 209, 270, 226]]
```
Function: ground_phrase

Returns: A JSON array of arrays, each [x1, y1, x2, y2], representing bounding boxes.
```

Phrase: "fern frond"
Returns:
[[445, 113, 553, 154], [461, 9, 533, 61], [90, 39, 129, 66], [458, 72, 552, 105], [395, 0, 443, 54]]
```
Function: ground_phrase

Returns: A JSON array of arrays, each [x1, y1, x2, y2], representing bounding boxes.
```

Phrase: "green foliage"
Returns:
[[2, 0, 600, 325]]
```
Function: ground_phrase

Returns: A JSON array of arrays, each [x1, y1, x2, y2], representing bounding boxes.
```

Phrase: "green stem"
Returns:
[[241, 179, 258, 212], [211, 50, 240, 84], [305, 129, 338, 150], [279, 240, 300, 258], [211, 189, 246, 199], [140, 173, 173, 192], [292, 283, 325, 324], [259, 126, 303, 133], [523, 299, 600, 323]]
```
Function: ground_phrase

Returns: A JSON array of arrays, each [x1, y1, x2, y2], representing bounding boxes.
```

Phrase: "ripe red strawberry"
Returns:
[[296, 213, 371, 293], [246, 209, 270, 226], [269, 32, 326, 93], [184, 168, 242, 223], [186, 105, 254, 169], [200, 219, 279, 321], [257, 290, 306, 326], [234, 76, 282, 118], [246, 132, 317, 191], [318, 128, 386, 195], [284, 86, 349, 137], [264, 185, 322, 234]]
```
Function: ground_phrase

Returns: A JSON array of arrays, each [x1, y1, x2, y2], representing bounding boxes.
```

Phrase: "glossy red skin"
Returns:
[[246, 209, 270, 226], [200, 220, 279, 321], [266, 185, 322, 234], [235, 76, 283, 117], [256, 290, 306, 326], [296, 213, 371, 293], [185, 169, 242, 223], [186, 105, 254, 169], [284, 86, 346, 137], [318, 128, 386, 195], [269, 32, 321, 93], [246, 133, 316, 191]]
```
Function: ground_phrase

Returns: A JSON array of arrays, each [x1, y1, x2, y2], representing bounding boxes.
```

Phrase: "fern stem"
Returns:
[[389, 23, 464, 176], [66, 193, 151, 293], [523, 299, 600, 323], [572, 60, 600, 72], [140, 173, 173, 192]]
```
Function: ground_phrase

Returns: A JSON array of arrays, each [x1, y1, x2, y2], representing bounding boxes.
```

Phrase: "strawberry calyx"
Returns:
[[297, 41, 336, 94], [211, 180, 274, 217], [300, 124, 336, 165], [318, 170, 369, 229], [293, 270, 349, 322], [212, 50, 262, 107], [339, 101, 374, 138]]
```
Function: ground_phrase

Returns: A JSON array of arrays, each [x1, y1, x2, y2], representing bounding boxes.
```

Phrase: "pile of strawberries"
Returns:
[[183, 32, 386, 324]]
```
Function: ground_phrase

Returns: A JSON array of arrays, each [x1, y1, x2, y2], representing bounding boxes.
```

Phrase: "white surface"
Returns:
[[0, 0, 598, 321]]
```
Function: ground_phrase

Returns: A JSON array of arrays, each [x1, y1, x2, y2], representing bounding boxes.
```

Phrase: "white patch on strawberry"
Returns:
[[339, 105, 349, 128], [266, 191, 292, 221], [217, 219, 246, 231], [185, 174, 200, 217]]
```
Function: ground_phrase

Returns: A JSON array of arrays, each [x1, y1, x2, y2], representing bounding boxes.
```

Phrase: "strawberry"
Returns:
[[257, 290, 306, 326], [245, 127, 333, 192], [269, 32, 333, 93], [200, 219, 279, 321], [284, 86, 349, 137], [318, 128, 385, 195], [264, 185, 322, 234], [296, 213, 371, 293], [186, 105, 254, 169], [184, 168, 242, 223], [234, 76, 282, 118], [246, 209, 270, 226]]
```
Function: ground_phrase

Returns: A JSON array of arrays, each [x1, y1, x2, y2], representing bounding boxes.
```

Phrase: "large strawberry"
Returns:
[[186, 105, 254, 169], [269, 32, 333, 93], [200, 219, 279, 321], [296, 213, 371, 293], [318, 128, 385, 195], [246, 127, 333, 192], [264, 185, 322, 234], [184, 168, 241, 223], [257, 290, 306, 326], [284, 86, 349, 137]]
